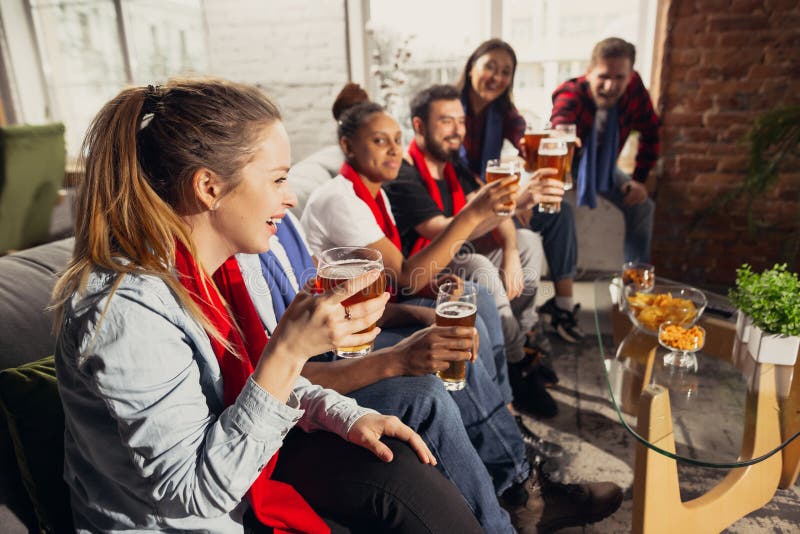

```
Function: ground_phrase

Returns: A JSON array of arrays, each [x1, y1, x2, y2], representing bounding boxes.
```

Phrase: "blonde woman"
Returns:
[[51, 79, 481, 533]]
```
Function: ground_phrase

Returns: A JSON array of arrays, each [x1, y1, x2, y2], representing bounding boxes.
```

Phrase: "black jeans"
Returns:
[[247, 429, 483, 534], [526, 200, 578, 282]]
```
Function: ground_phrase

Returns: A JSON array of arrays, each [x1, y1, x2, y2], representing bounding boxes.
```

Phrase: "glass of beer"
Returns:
[[537, 138, 568, 214], [552, 123, 577, 190], [315, 247, 385, 358], [523, 120, 552, 171], [485, 159, 520, 217], [434, 281, 477, 391]]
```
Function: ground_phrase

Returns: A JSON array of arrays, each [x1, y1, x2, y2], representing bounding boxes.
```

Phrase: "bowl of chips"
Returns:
[[623, 283, 707, 335], [621, 261, 655, 292]]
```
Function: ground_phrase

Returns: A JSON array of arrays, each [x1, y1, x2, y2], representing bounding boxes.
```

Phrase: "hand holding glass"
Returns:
[[315, 247, 385, 358], [485, 159, 520, 217], [434, 281, 477, 391]]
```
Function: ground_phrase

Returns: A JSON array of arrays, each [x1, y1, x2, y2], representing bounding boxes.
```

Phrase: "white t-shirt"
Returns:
[[301, 174, 395, 257]]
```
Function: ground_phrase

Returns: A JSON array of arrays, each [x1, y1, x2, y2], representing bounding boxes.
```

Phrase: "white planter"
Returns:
[[735, 310, 751, 343], [746, 322, 800, 366]]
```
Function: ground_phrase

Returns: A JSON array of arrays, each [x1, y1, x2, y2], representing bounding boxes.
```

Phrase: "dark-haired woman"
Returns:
[[51, 79, 482, 533], [458, 38, 584, 348], [301, 97, 622, 533]]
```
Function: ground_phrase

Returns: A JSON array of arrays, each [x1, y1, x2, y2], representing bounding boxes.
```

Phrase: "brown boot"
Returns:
[[501, 465, 623, 533]]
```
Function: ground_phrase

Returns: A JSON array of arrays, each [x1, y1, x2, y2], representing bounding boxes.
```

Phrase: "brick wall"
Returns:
[[653, 0, 800, 286], [203, 0, 348, 162]]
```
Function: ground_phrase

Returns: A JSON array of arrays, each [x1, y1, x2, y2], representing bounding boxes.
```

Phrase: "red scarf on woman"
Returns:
[[406, 139, 466, 256], [339, 162, 402, 251], [174, 241, 329, 534]]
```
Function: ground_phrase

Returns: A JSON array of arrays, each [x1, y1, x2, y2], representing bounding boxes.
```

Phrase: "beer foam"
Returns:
[[538, 147, 567, 156], [320, 260, 381, 279], [436, 301, 477, 318]]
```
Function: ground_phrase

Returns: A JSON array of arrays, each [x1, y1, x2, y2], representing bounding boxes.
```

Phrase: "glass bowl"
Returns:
[[658, 323, 706, 371], [622, 282, 708, 335], [621, 261, 655, 293]]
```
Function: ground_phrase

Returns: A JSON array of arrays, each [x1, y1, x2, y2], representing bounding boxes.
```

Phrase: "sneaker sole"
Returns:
[[555, 324, 582, 344]]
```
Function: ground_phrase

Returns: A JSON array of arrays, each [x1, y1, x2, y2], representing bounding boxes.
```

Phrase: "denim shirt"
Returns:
[[55, 269, 376, 533]]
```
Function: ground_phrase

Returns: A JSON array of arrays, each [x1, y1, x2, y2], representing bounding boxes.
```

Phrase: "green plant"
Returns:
[[728, 263, 800, 336], [691, 105, 800, 264]]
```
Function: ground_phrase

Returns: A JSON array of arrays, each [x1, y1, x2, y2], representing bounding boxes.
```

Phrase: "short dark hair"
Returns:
[[336, 101, 384, 140], [409, 84, 461, 124], [590, 37, 636, 66], [457, 39, 518, 114]]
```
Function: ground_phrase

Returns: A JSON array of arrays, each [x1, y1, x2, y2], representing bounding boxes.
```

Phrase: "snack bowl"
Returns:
[[658, 323, 706, 371], [621, 261, 655, 293], [623, 283, 707, 335]]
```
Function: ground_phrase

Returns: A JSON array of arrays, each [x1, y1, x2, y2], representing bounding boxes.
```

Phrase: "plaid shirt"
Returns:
[[550, 70, 660, 183]]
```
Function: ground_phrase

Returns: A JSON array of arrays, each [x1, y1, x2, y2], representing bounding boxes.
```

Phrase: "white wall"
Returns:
[[203, 0, 349, 162]]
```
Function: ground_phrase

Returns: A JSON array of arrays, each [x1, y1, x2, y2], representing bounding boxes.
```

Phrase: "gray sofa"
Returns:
[[0, 238, 74, 533], [0, 144, 346, 532]]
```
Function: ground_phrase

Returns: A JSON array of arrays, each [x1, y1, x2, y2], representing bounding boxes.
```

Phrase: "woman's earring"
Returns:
[[211, 200, 220, 211]]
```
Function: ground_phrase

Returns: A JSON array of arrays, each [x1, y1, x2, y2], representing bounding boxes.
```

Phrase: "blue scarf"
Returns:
[[460, 94, 504, 179], [258, 216, 315, 321], [576, 106, 619, 208]]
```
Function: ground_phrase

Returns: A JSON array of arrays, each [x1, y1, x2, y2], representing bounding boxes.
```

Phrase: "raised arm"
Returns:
[[371, 178, 519, 294]]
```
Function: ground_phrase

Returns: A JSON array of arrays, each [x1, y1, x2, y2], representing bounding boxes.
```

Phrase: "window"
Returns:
[[5, 0, 207, 159]]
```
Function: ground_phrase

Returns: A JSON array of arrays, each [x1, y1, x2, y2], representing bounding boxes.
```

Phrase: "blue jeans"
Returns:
[[526, 200, 578, 282], [395, 284, 528, 492], [599, 169, 655, 263]]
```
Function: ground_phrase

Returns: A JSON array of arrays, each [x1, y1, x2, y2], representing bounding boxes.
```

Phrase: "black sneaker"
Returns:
[[501, 464, 623, 533], [537, 297, 586, 344]]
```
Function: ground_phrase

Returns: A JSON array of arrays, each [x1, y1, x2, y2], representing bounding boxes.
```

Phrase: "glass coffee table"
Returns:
[[593, 276, 799, 533]]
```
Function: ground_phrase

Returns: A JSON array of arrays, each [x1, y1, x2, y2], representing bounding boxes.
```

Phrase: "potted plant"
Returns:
[[729, 263, 800, 365]]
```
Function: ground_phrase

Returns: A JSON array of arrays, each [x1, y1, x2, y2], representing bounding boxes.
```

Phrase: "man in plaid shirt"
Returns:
[[549, 37, 659, 265]]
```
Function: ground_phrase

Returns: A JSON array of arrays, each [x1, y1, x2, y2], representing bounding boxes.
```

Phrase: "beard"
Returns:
[[424, 131, 461, 163]]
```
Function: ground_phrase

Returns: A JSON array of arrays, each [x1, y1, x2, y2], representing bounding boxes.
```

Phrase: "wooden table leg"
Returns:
[[632, 363, 783, 534], [779, 355, 800, 488]]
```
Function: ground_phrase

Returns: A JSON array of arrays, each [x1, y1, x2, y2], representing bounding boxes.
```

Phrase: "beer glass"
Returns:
[[315, 247, 385, 358], [485, 159, 520, 217], [523, 120, 552, 171], [434, 281, 477, 391], [552, 124, 577, 190], [537, 138, 568, 214]]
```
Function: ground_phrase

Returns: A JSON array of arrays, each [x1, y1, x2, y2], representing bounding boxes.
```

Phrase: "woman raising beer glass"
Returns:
[[50, 78, 482, 533], [458, 38, 583, 350]]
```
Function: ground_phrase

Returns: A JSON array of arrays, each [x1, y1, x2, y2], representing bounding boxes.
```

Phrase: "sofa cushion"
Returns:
[[0, 238, 73, 371], [289, 145, 342, 217], [0, 356, 72, 532]]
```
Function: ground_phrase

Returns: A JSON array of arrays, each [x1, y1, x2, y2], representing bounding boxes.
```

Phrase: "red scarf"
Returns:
[[339, 162, 402, 251], [174, 241, 329, 534], [406, 140, 466, 256]]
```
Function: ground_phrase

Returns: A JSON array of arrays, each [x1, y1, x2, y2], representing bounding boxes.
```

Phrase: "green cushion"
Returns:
[[0, 355, 73, 533], [0, 123, 67, 252]]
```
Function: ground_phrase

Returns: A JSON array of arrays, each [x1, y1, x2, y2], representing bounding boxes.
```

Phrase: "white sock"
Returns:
[[555, 296, 574, 311]]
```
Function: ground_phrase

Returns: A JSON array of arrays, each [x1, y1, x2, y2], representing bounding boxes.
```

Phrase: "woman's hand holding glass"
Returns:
[[466, 175, 519, 220], [267, 269, 390, 362]]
